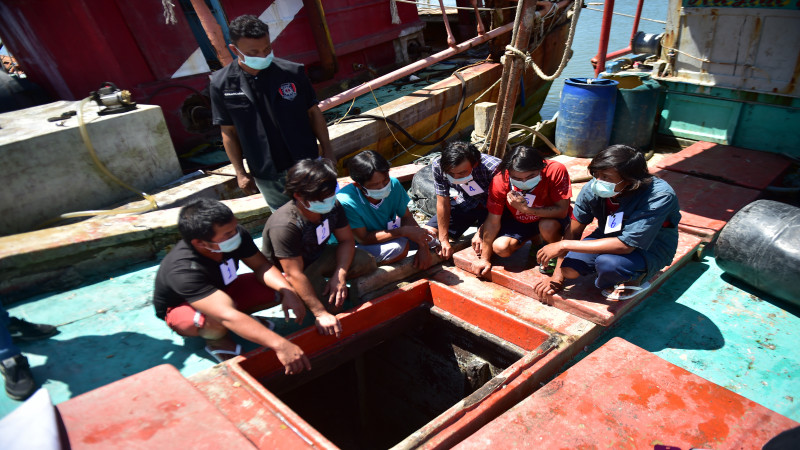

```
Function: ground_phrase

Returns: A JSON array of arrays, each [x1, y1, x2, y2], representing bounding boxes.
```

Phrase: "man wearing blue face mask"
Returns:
[[533, 145, 681, 301], [471, 145, 572, 277], [337, 150, 438, 269], [153, 198, 311, 373], [262, 159, 376, 333], [428, 142, 500, 259], [209, 15, 334, 211]]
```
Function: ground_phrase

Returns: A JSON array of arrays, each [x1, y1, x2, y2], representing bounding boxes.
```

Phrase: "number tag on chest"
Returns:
[[524, 194, 536, 207], [219, 258, 238, 285], [462, 180, 484, 196], [316, 218, 331, 245], [387, 216, 401, 230], [604, 212, 624, 234]]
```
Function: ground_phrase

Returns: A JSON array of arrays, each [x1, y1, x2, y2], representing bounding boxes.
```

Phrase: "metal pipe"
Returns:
[[188, 0, 232, 67], [318, 21, 515, 112], [592, 0, 645, 75], [472, 0, 486, 35], [439, 0, 458, 47], [593, 0, 615, 77]]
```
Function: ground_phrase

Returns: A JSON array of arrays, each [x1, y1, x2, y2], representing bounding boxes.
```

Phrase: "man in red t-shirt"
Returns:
[[471, 145, 572, 276]]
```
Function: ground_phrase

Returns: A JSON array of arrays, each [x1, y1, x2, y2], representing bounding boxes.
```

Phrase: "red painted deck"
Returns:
[[655, 141, 792, 190], [456, 337, 799, 449], [452, 231, 703, 326], [57, 364, 256, 449]]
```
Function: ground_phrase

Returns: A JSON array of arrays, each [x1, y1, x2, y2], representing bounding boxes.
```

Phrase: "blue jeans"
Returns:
[[0, 304, 21, 361], [561, 238, 647, 290]]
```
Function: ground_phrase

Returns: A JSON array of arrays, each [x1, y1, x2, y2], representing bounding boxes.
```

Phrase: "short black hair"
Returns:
[[500, 145, 546, 174], [178, 198, 235, 244], [347, 150, 391, 186], [589, 144, 653, 190], [441, 141, 481, 173], [229, 15, 270, 44], [284, 158, 338, 201]]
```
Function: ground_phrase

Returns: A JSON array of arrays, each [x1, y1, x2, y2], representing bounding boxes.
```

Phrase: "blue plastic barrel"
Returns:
[[555, 78, 619, 157], [603, 73, 663, 151]]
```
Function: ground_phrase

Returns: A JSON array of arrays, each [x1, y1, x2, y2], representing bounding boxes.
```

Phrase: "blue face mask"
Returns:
[[510, 174, 541, 191], [446, 173, 473, 185], [591, 178, 621, 198], [364, 182, 392, 200], [236, 47, 274, 70], [306, 194, 337, 214], [208, 231, 242, 253]]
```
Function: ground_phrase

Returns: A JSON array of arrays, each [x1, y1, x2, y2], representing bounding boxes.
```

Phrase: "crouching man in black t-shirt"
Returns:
[[262, 159, 377, 337], [153, 198, 311, 374]]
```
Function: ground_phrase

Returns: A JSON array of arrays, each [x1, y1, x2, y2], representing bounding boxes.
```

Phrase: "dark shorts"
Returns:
[[561, 238, 648, 289], [426, 205, 489, 238], [498, 213, 570, 242]]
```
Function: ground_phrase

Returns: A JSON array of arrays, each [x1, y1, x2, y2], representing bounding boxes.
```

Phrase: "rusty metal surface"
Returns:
[[455, 337, 799, 449], [57, 364, 256, 449]]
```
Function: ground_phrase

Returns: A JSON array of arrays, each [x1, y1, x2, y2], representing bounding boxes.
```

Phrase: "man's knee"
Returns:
[[349, 248, 378, 277], [492, 237, 519, 257], [380, 239, 410, 264], [594, 254, 621, 277], [539, 219, 564, 243]]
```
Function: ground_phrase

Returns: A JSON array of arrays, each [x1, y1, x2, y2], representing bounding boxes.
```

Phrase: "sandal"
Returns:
[[602, 281, 652, 301], [538, 258, 557, 275], [204, 343, 241, 363]]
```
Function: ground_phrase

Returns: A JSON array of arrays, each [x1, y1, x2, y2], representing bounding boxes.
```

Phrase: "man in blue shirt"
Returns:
[[337, 151, 437, 269], [428, 142, 500, 259], [534, 145, 681, 301]]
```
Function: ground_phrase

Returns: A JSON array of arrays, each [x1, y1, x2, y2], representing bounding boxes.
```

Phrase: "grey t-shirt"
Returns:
[[261, 200, 348, 269]]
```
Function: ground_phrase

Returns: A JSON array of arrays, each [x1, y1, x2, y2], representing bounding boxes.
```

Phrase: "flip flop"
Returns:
[[602, 281, 652, 301], [204, 343, 241, 363]]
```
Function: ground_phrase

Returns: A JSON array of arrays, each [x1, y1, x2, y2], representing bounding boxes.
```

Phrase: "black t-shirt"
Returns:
[[262, 200, 348, 269], [209, 58, 320, 178], [152, 226, 259, 320]]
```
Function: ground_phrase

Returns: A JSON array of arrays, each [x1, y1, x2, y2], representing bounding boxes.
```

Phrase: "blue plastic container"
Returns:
[[555, 78, 619, 157]]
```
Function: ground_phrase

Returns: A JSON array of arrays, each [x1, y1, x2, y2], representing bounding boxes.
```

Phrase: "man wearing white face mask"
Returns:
[[337, 150, 438, 269], [428, 142, 500, 259], [209, 15, 334, 211], [262, 159, 376, 336], [533, 145, 681, 301], [153, 198, 311, 374], [471, 145, 572, 277]]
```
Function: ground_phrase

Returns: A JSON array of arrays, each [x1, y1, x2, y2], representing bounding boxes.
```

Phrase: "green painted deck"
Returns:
[[2, 244, 799, 424]]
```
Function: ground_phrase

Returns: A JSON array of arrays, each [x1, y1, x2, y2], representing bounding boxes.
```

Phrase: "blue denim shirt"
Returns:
[[572, 177, 682, 278]]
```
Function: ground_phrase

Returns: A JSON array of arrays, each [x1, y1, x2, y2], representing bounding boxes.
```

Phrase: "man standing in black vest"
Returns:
[[210, 15, 334, 211]]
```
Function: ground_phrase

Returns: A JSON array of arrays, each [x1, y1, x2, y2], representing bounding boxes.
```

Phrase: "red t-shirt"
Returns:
[[487, 159, 572, 223]]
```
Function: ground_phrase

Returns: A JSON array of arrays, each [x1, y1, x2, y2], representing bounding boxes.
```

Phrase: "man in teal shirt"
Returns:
[[336, 150, 437, 269]]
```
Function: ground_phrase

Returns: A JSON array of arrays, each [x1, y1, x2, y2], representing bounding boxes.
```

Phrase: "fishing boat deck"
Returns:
[[1, 142, 798, 446]]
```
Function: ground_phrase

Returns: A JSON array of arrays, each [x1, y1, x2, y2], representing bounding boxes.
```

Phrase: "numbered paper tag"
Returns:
[[316, 218, 330, 245], [387, 216, 401, 230], [604, 212, 624, 234], [462, 180, 484, 196], [524, 193, 536, 207], [449, 188, 464, 205], [219, 258, 238, 285]]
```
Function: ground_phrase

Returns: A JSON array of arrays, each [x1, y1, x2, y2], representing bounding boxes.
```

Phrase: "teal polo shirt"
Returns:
[[336, 177, 410, 231]]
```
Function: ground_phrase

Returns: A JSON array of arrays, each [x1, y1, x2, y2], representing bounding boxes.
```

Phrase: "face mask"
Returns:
[[364, 182, 392, 200], [236, 47, 274, 70], [306, 194, 336, 214], [591, 178, 621, 198], [510, 174, 541, 191], [208, 231, 242, 253], [446, 173, 473, 185]]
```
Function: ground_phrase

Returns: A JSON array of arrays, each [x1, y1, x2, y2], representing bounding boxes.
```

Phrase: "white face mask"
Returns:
[[207, 231, 242, 253], [591, 178, 622, 198], [235, 47, 274, 70], [510, 174, 541, 191], [446, 172, 474, 185], [306, 194, 336, 214], [364, 182, 392, 200]]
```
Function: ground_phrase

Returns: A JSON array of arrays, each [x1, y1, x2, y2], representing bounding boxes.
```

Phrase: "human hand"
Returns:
[[472, 258, 492, 277], [274, 340, 312, 375], [414, 246, 434, 270], [537, 242, 567, 266], [280, 289, 306, 323], [506, 190, 528, 211], [471, 233, 483, 256], [438, 240, 453, 259], [314, 312, 342, 338], [531, 271, 564, 305], [323, 275, 348, 309], [237, 173, 258, 195]]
